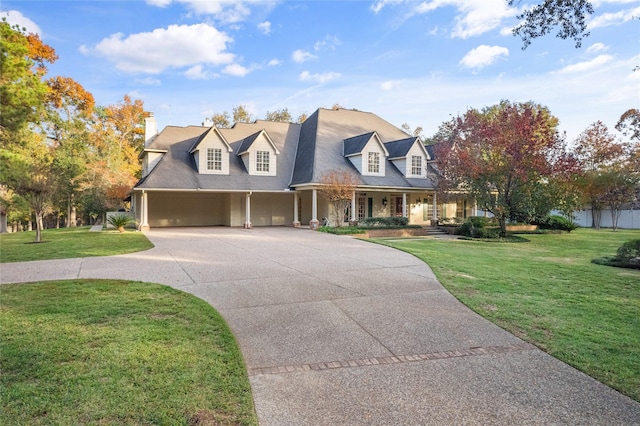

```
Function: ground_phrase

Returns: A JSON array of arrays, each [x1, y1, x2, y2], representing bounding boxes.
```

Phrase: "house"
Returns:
[[131, 108, 474, 229]]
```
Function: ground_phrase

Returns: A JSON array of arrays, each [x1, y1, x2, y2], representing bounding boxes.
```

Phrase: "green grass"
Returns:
[[376, 228, 640, 401], [0, 227, 154, 263], [0, 279, 258, 425]]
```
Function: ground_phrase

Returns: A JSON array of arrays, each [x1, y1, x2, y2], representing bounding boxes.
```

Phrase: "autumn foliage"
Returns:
[[318, 170, 359, 227], [433, 100, 577, 236]]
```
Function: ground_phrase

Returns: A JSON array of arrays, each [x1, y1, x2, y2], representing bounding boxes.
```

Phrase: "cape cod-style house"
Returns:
[[131, 108, 475, 230]]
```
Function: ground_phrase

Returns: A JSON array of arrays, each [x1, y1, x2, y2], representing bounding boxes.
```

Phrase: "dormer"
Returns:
[[190, 127, 233, 174], [237, 130, 280, 176], [385, 137, 430, 178], [343, 132, 389, 176], [140, 148, 167, 178]]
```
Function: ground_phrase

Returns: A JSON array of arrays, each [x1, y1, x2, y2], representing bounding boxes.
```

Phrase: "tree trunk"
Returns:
[[610, 206, 621, 231], [0, 210, 7, 233], [498, 216, 507, 237], [591, 205, 601, 230], [34, 211, 43, 243], [68, 193, 77, 227]]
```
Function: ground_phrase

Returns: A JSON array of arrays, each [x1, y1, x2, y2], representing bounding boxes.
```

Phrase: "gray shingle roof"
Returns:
[[385, 137, 417, 159], [343, 132, 375, 157], [136, 108, 436, 192]]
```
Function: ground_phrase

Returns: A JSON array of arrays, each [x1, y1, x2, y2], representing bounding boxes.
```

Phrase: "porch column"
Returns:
[[293, 192, 300, 227], [244, 192, 252, 229], [140, 191, 149, 231], [310, 189, 319, 229], [350, 192, 356, 223], [472, 201, 478, 217], [402, 193, 407, 218], [432, 193, 438, 224]]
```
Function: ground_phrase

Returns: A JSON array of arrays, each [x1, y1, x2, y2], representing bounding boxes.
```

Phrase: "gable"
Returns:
[[343, 132, 388, 176], [189, 127, 233, 174], [237, 130, 279, 176]]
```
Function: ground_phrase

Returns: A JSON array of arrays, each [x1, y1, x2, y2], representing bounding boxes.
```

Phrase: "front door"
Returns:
[[395, 197, 403, 217]]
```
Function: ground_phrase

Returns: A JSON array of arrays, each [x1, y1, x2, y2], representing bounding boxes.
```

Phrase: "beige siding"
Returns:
[[195, 132, 230, 174]]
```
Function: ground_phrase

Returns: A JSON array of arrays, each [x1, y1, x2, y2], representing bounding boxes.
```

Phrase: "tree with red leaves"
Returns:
[[433, 100, 577, 237]]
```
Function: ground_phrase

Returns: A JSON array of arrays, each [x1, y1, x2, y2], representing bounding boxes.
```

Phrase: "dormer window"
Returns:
[[368, 152, 380, 174], [207, 148, 222, 171], [411, 155, 422, 176], [256, 150, 270, 172]]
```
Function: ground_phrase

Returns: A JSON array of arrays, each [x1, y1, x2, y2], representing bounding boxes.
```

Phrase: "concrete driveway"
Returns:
[[2, 227, 639, 424]]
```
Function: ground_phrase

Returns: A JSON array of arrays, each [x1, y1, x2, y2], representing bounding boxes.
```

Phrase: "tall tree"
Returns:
[[509, 0, 594, 49], [232, 105, 253, 123], [573, 121, 628, 229], [44, 76, 95, 227], [318, 170, 359, 227], [265, 108, 292, 123], [616, 108, 640, 142], [0, 20, 56, 137], [433, 100, 576, 236], [210, 111, 231, 128]]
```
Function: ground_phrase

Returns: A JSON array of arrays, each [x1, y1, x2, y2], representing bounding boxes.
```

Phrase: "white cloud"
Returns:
[[0, 10, 41, 34], [314, 35, 342, 51], [555, 55, 614, 73], [378, 0, 517, 38], [381, 80, 401, 90], [87, 24, 235, 74], [586, 42, 609, 54], [135, 77, 162, 85], [258, 21, 271, 35], [460, 45, 509, 69], [588, 6, 640, 29], [185, 64, 211, 80], [223, 63, 251, 77], [292, 49, 318, 63], [146, 0, 277, 23], [299, 71, 340, 83], [268, 59, 282, 66]]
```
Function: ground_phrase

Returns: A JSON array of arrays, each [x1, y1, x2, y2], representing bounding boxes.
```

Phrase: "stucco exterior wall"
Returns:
[[148, 192, 225, 227]]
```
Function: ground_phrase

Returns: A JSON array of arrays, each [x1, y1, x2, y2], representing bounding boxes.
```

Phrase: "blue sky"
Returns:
[[3, 0, 638, 141]]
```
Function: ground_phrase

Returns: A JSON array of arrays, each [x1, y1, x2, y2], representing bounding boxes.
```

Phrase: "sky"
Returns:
[[3, 0, 639, 141]]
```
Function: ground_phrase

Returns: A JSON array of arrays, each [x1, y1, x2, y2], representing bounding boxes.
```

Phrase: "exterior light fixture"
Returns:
[[382, 197, 388, 207]]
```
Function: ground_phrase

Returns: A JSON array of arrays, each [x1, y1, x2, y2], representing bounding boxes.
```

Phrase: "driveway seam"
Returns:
[[248, 342, 536, 376]]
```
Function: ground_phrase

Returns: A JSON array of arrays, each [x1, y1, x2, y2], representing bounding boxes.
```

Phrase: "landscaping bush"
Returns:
[[538, 215, 578, 232], [458, 216, 499, 238], [361, 217, 409, 228], [592, 239, 640, 269]]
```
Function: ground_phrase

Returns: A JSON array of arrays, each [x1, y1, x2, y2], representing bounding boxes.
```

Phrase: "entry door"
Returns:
[[395, 197, 403, 217], [367, 198, 373, 218]]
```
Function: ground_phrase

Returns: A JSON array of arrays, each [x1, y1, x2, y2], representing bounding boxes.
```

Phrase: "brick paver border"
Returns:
[[249, 342, 535, 376]]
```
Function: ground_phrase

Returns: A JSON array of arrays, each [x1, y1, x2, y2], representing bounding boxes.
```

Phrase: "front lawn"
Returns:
[[0, 279, 258, 425], [377, 228, 640, 401], [0, 227, 154, 263]]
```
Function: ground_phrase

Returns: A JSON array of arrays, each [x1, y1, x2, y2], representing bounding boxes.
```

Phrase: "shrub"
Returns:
[[107, 214, 135, 232], [458, 216, 498, 238], [361, 217, 409, 228], [538, 215, 578, 232], [616, 239, 640, 263]]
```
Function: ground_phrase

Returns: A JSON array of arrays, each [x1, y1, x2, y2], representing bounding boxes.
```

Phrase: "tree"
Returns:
[[616, 108, 640, 142], [573, 121, 629, 229], [433, 100, 576, 237], [232, 105, 253, 123], [44, 76, 95, 227], [265, 108, 292, 123], [317, 170, 359, 227], [0, 129, 54, 242], [210, 111, 231, 128], [510, 0, 594, 49], [0, 20, 57, 137]]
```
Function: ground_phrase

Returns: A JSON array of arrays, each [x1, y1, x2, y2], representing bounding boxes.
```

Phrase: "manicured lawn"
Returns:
[[1, 279, 258, 425], [0, 227, 154, 263], [377, 228, 640, 401]]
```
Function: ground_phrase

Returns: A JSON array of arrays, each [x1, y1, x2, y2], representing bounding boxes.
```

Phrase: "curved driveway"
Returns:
[[2, 227, 639, 424]]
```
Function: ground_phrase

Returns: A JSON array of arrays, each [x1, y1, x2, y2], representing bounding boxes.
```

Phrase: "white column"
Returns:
[[350, 192, 356, 223], [140, 191, 149, 230], [402, 193, 407, 218], [310, 189, 319, 229], [432, 193, 438, 224], [245, 192, 252, 229], [293, 192, 300, 227]]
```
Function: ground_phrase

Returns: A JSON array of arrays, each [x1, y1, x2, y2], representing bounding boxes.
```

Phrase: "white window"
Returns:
[[368, 152, 380, 174], [411, 155, 422, 176], [256, 150, 270, 172], [207, 148, 222, 171]]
